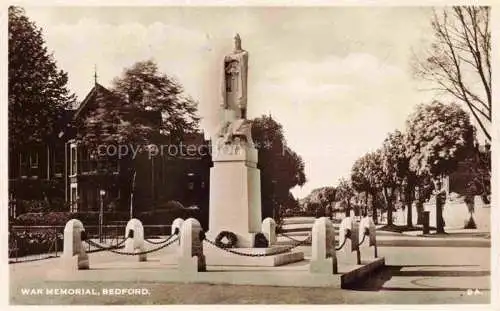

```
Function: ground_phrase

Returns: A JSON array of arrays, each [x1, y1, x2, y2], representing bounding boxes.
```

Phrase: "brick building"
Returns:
[[9, 83, 211, 218]]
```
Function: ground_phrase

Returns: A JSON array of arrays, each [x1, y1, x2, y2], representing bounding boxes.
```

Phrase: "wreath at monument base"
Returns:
[[253, 233, 269, 248], [215, 231, 238, 249]]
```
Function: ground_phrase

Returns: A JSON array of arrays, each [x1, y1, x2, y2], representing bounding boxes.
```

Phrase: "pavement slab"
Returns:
[[9, 235, 490, 304]]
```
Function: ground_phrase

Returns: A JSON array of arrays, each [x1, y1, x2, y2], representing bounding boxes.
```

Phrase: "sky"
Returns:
[[22, 6, 483, 198]]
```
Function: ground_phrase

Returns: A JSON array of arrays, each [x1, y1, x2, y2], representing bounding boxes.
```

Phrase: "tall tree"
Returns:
[[413, 7, 491, 141], [251, 115, 306, 222], [381, 130, 406, 226], [405, 101, 475, 233], [75, 60, 201, 214], [336, 178, 355, 217], [351, 151, 384, 224], [77, 60, 200, 147], [302, 187, 336, 218], [112, 60, 200, 141], [8, 6, 76, 149]]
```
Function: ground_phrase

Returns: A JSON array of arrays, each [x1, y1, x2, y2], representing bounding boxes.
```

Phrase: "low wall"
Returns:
[[392, 200, 490, 230]]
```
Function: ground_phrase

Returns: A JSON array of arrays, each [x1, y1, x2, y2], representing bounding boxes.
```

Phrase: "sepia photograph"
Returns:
[[6, 3, 494, 306]]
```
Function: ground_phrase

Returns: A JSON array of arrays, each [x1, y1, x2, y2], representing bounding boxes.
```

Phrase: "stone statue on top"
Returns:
[[215, 34, 254, 151]]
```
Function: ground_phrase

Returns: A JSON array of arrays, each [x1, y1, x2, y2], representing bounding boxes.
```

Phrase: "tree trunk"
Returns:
[[129, 170, 136, 219], [364, 191, 368, 216], [436, 176, 446, 234], [406, 184, 413, 227], [384, 187, 393, 225], [436, 201, 445, 233], [370, 192, 378, 224], [416, 200, 424, 225]]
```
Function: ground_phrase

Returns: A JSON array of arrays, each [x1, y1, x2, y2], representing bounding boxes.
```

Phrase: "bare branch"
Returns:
[[413, 7, 491, 140]]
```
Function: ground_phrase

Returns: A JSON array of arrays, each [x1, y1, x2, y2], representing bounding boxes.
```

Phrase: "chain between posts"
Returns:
[[144, 237, 174, 245], [278, 232, 312, 244], [335, 229, 369, 251], [335, 229, 351, 251], [357, 230, 368, 247], [83, 236, 128, 251], [203, 233, 310, 257], [84, 234, 179, 256], [144, 228, 180, 245]]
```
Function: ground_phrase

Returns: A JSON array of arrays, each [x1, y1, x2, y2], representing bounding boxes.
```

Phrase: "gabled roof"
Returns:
[[72, 83, 122, 121], [58, 83, 122, 139]]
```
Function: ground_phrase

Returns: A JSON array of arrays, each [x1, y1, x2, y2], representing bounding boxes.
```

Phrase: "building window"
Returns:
[[29, 151, 39, 169], [81, 148, 90, 173], [70, 185, 78, 212], [70, 143, 77, 175], [19, 152, 28, 176], [53, 147, 64, 176]]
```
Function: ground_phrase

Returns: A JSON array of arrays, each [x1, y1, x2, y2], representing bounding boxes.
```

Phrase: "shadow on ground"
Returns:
[[346, 264, 490, 292], [417, 232, 490, 238]]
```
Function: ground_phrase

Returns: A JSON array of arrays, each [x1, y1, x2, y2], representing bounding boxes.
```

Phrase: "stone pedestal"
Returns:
[[171, 218, 184, 235], [178, 218, 206, 273], [309, 217, 337, 274], [62, 219, 89, 270], [124, 218, 147, 262], [358, 216, 377, 260], [208, 145, 262, 247], [337, 217, 360, 265], [261, 218, 277, 246]]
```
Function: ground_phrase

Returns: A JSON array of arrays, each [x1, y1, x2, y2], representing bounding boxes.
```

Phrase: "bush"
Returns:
[[14, 212, 69, 226], [13, 211, 130, 226], [18, 200, 49, 213], [9, 229, 63, 257], [139, 208, 201, 225], [153, 200, 185, 210], [14, 198, 70, 214]]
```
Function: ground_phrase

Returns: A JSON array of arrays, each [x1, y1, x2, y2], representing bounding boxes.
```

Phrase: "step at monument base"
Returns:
[[204, 242, 304, 266]]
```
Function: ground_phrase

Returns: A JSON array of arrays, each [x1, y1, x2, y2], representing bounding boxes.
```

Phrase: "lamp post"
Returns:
[[9, 193, 16, 220], [99, 189, 106, 242], [271, 180, 277, 221]]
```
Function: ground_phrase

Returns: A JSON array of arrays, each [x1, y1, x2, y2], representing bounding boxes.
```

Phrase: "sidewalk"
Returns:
[[278, 223, 490, 248], [10, 241, 490, 304]]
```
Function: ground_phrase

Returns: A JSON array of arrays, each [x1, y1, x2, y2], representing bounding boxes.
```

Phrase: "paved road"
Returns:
[[10, 240, 490, 304]]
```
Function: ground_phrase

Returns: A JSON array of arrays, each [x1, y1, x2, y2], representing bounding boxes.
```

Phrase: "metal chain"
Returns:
[[279, 232, 311, 244], [335, 230, 368, 250], [86, 235, 178, 256], [203, 234, 309, 257], [335, 236, 348, 251], [83, 237, 128, 251], [357, 232, 367, 247], [144, 235, 177, 245]]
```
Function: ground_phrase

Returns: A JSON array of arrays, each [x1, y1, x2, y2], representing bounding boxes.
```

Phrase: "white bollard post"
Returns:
[[358, 216, 378, 260], [171, 218, 184, 236], [261, 218, 277, 246], [338, 217, 360, 265], [178, 218, 206, 273], [309, 217, 337, 274], [125, 218, 146, 262], [62, 219, 89, 270]]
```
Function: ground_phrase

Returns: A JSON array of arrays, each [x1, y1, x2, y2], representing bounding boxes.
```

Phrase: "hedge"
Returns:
[[9, 230, 63, 258], [13, 209, 206, 227], [13, 211, 130, 226], [138, 208, 202, 225]]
